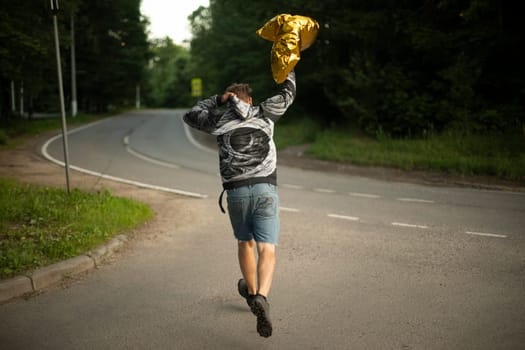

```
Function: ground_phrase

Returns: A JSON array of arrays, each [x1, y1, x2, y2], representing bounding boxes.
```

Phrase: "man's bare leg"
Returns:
[[256, 242, 276, 297], [247, 242, 275, 338], [238, 240, 257, 295]]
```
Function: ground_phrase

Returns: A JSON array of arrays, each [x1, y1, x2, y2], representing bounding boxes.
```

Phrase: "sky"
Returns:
[[140, 0, 210, 45]]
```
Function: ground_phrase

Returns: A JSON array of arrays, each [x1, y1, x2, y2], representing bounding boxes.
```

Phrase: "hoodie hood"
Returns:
[[228, 96, 258, 120]]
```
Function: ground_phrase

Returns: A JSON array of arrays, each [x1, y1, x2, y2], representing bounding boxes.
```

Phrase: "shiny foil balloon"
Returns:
[[257, 14, 319, 83]]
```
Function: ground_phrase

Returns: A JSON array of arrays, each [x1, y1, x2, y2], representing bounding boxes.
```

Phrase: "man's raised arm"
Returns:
[[183, 95, 223, 134], [260, 71, 297, 122]]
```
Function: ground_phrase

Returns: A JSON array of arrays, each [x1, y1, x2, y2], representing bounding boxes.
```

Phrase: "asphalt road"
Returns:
[[1, 109, 524, 349]]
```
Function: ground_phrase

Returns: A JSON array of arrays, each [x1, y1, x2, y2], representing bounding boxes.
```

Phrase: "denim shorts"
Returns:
[[226, 183, 280, 244]]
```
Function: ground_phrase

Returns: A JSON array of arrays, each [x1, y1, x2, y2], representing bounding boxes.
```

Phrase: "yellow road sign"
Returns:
[[191, 78, 202, 97]]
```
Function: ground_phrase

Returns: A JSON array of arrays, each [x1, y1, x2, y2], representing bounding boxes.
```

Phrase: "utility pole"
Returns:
[[19, 81, 24, 116], [10, 80, 15, 112], [136, 84, 140, 109], [51, 0, 71, 193], [70, 11, 77, 117]]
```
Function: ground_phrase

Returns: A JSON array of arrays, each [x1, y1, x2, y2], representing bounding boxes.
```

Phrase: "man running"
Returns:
[[183, 71, 296, 337]]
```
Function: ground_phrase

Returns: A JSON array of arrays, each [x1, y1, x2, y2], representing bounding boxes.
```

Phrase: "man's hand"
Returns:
[[221, 92, 236, 104]]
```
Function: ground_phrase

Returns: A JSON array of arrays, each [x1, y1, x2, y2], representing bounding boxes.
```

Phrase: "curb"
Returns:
[[0, 234, 128, 304]]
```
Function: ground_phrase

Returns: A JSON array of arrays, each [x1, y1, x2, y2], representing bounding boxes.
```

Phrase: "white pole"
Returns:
[[52, 0, 71, 193], [10, 80, 15, 112], [136, 84, 141, 109], [70, 11, 77, 117], [19, 81, 24, 116]]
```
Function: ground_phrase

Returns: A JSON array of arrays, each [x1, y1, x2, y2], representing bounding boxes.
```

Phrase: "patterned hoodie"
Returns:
[[183, 71, 296, 190]]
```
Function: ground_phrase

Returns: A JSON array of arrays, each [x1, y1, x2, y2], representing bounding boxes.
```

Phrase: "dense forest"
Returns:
[[190, 0, 525, 137], [1, 0, 524, 138], [0, 0, 149, 116]]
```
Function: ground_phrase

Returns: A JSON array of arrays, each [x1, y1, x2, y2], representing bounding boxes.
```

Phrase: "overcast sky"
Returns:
[[140, 0, 210, 45]]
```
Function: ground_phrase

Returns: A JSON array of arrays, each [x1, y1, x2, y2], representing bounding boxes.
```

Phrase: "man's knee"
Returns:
[[256, 242, 276, 255], [238, 239, 256, 250]]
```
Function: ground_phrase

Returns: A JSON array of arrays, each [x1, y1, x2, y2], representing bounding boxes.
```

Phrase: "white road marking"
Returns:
[[124, 136, 180, 169], [280, 207, 300, 213], [392, 222, 429, 229], [465, 231, 507, 239], [41, 122, 208, 199], [478, 188, 525, 196], [315, 188, 336, 193], [282, 183, 303, 190], [126, 146, 180, 169], [348, 192, 381, 199], [181, 117, 217, 154], [328, 214, 360, 221], [397, 198, 435, 204]]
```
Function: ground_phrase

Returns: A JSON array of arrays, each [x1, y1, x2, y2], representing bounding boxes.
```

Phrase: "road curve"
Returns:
[[43, 109, 525, 241], [9, 108, 520, 349]]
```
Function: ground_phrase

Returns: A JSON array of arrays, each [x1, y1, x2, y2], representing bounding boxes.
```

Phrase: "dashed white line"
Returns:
[[397, 198, 435, 204], [315, 188, 336, 193], [328, 214, 360, 221], [280, 207, 300, 213], [465, 231, 507, 239], [348, 192, 381, 199], [392, 222, 429, 229], [125, 142, 180, 169], [282, 184, 303, 190]]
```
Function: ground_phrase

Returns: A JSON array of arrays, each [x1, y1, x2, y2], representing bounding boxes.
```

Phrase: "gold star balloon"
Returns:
[[256, 14, 319, 84]]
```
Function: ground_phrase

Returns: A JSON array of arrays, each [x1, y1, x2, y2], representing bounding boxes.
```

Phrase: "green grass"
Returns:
[[274, 118, 322, 150], [0, 178, 153, 279], [306, 128, 525, 180], [273, 118, 525, 181]]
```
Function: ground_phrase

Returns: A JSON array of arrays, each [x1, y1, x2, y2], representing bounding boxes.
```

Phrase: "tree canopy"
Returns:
[[1, 0, 523, 138], [189, 0, 525, 136], [0, 0, 149, 119], [144, 37, 193, 108]]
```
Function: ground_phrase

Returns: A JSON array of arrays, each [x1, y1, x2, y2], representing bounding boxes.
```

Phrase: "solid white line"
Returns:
[[348, 192, 381, 199], [315, 188, 336, 193], [392, 222, 429, 229], [181, 117, 216, 154], [41, 120, 110, 161], [328, 214, 360, 221], [282, 183, 303, 190], [280, 207, 300, 213], [465, 231, 507, 239], [397, 198, 435, 204], [41, 122, 208, 199]]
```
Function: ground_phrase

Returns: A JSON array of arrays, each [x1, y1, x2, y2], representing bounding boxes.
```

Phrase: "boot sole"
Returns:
[[251, 300, 272, 337]]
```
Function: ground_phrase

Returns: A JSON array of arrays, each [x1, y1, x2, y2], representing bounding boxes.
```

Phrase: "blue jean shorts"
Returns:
[[226, 183, 280, 244]]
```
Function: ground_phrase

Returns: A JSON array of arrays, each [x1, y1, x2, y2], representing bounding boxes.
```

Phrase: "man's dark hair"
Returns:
[[225, 83, 252, 100]]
